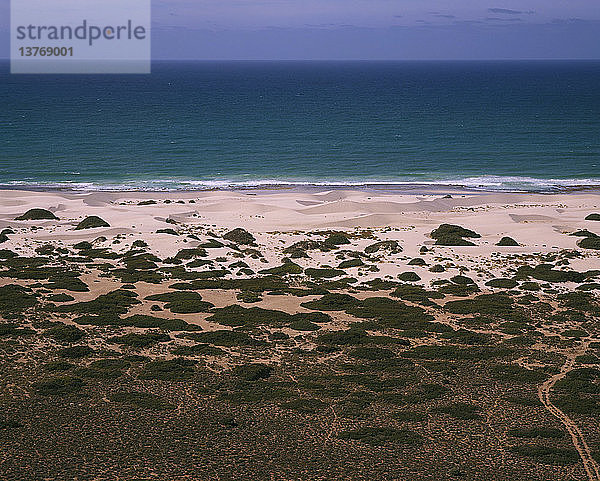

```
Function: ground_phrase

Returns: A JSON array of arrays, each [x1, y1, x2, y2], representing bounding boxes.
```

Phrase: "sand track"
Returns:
[[538, 343, 600, 481]]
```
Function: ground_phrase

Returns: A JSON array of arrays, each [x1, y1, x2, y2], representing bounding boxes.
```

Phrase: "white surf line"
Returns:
[[538, 343, 600, 481]]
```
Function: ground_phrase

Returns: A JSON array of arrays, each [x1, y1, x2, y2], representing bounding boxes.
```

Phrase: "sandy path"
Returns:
[[538, 342, 600, 481]]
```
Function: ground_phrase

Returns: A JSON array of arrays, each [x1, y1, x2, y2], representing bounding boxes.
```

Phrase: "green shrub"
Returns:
[[434, 402, 481, 420], [289, 319, 321, 331], [520, 281, 541, 291], [74, 367, 119, 380], [145, 291, 213, 314], [485, 278, 518, 289], [199, 239, 224, 248], [184, 276, 287, 293], [223, 228, 256, 245], [57, 345, 94, 358], [349, 347, 395, 360], [509, 445, 579, 465], [0, 284, 38, 314], [15, 208, 58, 220], [111, 268, 163, 284], [398, 272, 421, 282], [585, 213, 600, 221], [338, 258, 364, 269], [432, 224, 480, 238], [301, 293, 358, 311], [441, 329, 492, 345], [75, 216, 110, 230], [235, 291, 262, 303], [562, 328, 588, 338], [189, 330, 266, 347], [508, 427, 565, 438], [156, 228, 178, 235], [139, 358, 196, 380], [437, 283, 480, 296], [318, 329, 368, 346], [174, 247, 208, 260], [43, 361, 76, 372], [558, 292, 598, 312], [0, 249, 17, 259], [499, 322, 532, 335], [555, 395, 600, 415], [219, 381, 295, 404], [391, 285, 444, 304], [73, 358, 129, 379], [570, 229, 598, 238], [121, 314, 200, 331], [575, 354, 600, 364], [491, 364, 548, 383], [233, 363, 273, 381], [305, 268, 345, 279], [121, 251, 159, 268], [496, 237, 519, 246], [324, 233, 350, 246], [291, 312, 332, 324], [0, 324, 34, 337], [406, 345, 511, 360], [554, 368, 600, 394], [403, 383, 449, 403], [259, 262, 303, 276], [514, 264, 587, 283], [283, 240, 321, 256], [451, 275, 475, 285], [393, 411, 427, 422], [338, 427, 423, 446], [73, 314, 197, 331], [109, 332, 171, 348], [34, 376, 84, 395], [345, 297, 434, 329], [44, 324, 86, 343], [171, 343, 225, 356], [431, 224, 480, 246], [364, 240, 403, 254], [207, 305, 291, 327], [44, 272, 89, 292], [47, 293, 75, 302], [56, 289, 140, 316], [90, 358, 129, 370], [269, 331, 290, 341], [445, 294, 513, 315]]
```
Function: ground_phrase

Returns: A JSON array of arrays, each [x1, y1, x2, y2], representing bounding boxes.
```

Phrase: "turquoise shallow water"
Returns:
[[1, 60, 599, 192]]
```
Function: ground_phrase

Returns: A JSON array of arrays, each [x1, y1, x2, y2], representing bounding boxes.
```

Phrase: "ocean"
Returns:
[[1, 60, 599, 192]]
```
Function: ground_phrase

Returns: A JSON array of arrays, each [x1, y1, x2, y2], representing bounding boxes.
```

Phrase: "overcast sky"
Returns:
[[1, 0, 600, 59]]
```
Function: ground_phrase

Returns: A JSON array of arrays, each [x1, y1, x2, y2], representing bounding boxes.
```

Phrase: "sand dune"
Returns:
[[0, 188, 598, 263]]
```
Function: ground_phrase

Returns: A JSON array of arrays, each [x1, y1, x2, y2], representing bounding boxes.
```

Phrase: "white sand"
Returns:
[[1, 188, 599, 288]]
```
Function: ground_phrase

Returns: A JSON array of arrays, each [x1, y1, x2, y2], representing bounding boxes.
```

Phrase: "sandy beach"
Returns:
[[1, 187, 600, 280]]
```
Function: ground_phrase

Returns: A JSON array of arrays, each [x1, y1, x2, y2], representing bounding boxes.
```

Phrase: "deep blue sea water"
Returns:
[[1, 60, 599, 192]]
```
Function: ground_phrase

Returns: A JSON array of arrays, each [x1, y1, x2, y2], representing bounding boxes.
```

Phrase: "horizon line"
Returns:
[[1, 57, 600, 62]]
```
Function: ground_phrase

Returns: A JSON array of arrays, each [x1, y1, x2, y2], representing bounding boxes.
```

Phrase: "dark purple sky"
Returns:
[[2, 0, 600, 59]]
